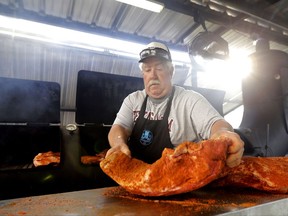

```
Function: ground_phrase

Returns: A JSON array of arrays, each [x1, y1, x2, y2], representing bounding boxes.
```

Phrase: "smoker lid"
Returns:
[[0, 77, 60, 124], [75, 70, 144, 125]]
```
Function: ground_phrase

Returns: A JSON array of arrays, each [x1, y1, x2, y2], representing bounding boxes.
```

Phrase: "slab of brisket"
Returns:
[[212, 156, 288, 193], [100, 138, 230, 196]]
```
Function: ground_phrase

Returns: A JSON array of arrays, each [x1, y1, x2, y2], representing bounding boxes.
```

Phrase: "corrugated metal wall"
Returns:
[[0, 34, 143, 126]]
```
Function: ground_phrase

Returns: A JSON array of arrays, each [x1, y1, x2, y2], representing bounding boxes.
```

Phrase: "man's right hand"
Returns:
[[105, 144, 131, 158]]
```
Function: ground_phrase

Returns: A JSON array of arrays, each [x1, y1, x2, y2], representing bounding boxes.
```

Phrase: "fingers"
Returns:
[[105, 148, 116, 158], [225, 132, 244, 167], [172, 144, 188, 158], [120, 145, 131, 157], [227, 133, 244, 154], [226, 147, 244, 168], [105, 145, 131, 158]]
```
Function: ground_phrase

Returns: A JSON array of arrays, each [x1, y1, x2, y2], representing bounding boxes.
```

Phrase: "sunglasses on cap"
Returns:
[[139, 47, 172, 63]]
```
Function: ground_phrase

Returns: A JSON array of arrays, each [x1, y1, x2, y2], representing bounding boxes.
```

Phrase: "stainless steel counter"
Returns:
[[0, 186, 287, 216]]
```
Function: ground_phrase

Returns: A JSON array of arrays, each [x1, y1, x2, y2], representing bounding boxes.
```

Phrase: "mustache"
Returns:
[[148, 80, 160, 87]]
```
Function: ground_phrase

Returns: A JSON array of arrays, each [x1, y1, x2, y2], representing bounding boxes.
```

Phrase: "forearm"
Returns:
[[108, 124, 129, 146]]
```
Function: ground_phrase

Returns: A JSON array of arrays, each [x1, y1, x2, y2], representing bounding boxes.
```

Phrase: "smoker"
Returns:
[[0, 77, 63, 199], [0, 76, 115, 200], [236, 40, 288, 157]]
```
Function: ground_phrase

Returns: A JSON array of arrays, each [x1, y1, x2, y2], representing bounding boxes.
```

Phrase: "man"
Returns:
[[106, 42, 244, 167]]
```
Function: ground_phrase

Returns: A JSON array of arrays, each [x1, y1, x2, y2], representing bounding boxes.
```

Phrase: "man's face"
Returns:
[[141, 58, 173, 99]]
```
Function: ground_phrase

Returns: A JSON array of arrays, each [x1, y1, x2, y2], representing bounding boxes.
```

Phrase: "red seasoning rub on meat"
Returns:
[[81, 149, 108, 165], [212, 156, 288, 194], [100, 137, 231, 196], [33, 149, 108, 167], [33, 151, 60, 167]]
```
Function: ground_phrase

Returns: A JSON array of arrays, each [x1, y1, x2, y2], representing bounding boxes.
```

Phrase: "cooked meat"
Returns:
[[33, 151, 60, 167], [212, 157, 288, 194], [81, 149, 108, 165], [33, 149, 108, 167], [100, 138, 231, 196]]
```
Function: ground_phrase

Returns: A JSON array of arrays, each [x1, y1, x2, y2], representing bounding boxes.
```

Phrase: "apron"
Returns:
[[128, 87, 175, 164]]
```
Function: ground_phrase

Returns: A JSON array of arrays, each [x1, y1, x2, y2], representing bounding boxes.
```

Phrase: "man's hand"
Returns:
[[105, 144, 131, 158], [211, 130, 244, 168]]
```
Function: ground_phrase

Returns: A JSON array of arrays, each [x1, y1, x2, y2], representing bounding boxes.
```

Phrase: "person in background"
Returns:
[[106, 41, 244, 167]]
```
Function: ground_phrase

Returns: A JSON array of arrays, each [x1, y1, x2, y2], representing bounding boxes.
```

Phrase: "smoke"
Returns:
[[0, 77, 60, 124]]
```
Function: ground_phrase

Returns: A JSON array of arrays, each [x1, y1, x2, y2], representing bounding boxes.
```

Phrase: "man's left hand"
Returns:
[[211, 130, 244, 168]]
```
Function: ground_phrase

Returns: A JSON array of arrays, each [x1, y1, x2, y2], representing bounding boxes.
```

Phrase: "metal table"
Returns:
[[0, 186, 287, 216]]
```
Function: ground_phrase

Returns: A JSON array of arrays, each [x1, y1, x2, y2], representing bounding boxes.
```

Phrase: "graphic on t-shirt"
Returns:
[[140, 129, 153, 146]]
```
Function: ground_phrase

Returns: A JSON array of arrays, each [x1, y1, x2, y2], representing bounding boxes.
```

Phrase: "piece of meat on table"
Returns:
[[211, 157, 288, 194], [100, 137, 231, 196]]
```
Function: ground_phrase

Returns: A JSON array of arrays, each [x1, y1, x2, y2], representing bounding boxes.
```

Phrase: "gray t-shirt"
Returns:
[[113, 85, 223, 147]]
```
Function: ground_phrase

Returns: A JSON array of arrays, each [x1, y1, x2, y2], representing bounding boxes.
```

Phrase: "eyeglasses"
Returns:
[[139, 48, 172, 62]]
